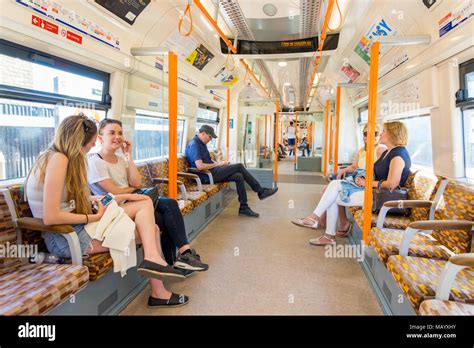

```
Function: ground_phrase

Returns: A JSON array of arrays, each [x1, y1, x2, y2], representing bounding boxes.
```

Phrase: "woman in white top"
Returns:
[[25, 115, 189, 308], [88, 118, 208, 273]]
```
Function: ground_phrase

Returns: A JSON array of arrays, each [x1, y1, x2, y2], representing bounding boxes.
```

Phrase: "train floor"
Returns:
[[121, 157, 383, 315]]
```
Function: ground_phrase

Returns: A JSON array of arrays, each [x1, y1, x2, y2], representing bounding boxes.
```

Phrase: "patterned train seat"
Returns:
[[387, 255, 474, 312], [136, 162, 193, 215], [0, 189, 89, 315], [419, 300, 474, 315], [177, 156, 220, 197], [369, 180, 474, 264]]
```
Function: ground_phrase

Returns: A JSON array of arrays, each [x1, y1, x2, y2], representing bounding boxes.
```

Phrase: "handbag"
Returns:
[[132, 187, 160, 207], [372, 184, 410, 215]]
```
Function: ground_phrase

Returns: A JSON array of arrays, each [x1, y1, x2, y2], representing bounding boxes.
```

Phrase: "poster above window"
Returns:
[[95, 0, 151, 25]]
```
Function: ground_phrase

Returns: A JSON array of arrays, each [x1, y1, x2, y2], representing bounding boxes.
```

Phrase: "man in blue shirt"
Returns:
[[185, 125, 278, 217]]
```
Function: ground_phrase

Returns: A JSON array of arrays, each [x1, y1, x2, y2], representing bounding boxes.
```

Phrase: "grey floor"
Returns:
[[121, 157, 383, 315]]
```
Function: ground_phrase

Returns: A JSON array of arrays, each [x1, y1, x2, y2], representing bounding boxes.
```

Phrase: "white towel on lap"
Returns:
[[84, 200, 137, 277]]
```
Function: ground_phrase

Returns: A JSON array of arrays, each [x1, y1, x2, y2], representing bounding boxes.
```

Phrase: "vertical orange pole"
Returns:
[[334, 86, 341, 173], [294, 112, 298, 166], [329, 106, 333, 169], [256, 117, 260, 161], [264, 114, 267, 159], [362, 42, 380, 244], [322, 100, 329, 176], [168, 51, 178, 199], [226, 89, 230, 161], [273, 100, 280, 184]]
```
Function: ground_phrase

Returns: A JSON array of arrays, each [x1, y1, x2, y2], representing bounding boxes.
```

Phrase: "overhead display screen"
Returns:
[[220, 34, 339, 55], [95, 0, 151, 25]]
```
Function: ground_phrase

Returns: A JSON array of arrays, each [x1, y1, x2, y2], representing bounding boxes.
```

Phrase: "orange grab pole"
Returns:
[[240, 59, 270, 97], [193, 0, 237, 53], [323, 100, 330, 176], [329, 106, 334, 169], [168, 51, 178, 199], [264, 114, 268, 159], [362, 41, 380, 244], [294, 111, 298, 165], [256, 117, 260, 161], [334, 86, 341, 173], [226, 89, 230, 161], [273, 100, 280, 184]]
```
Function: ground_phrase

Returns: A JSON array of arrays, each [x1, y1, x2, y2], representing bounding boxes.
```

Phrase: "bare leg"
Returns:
[[338, 205, 351, 231]]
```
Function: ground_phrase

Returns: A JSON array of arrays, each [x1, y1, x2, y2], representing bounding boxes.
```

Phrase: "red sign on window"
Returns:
[[66, 31, 83, 45], [31, 15, 58, 34]]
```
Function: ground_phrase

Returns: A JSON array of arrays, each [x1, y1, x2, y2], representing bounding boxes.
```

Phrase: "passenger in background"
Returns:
[[286, 121, 296, 156], [88, 119, 208, 273], [186, 125, 278, 218], [26, 115, 189, 308], [292, 121, 410, 246], [315, 124, 386, 234]]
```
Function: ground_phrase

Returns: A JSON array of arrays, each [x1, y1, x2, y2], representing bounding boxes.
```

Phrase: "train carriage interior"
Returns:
[[0, 0, 473, 339]]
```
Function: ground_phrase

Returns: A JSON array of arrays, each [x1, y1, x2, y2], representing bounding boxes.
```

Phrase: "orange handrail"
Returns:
[[273, 100, 280, 184], [193, 0, 237, 54], [264, 114, 267, 159], [294, 112, 298, 166], [240, 59, 270, 97], [168, 51, 178, 199], [362, 41, 380, 244], [256, 117, 260, 161], [226, 89, 230, 161], [334, 86, 341, 173], [178, 3, 193, 36], [329, 105, 334, 170], [307, 0, 335, 96], [322, 100, 329, 176]]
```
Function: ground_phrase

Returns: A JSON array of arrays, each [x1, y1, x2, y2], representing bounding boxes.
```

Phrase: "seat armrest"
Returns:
[[14, 217, 82, 266], [376, 200, 433, 228], [15, 217, 74, 234], [398, 220, 473, 257], [436, 253, 474, 301], [152, 178, 187, 200], [178, 172, 203, 192], [187, 168, 214, 185], [449, 253, 474, 267]]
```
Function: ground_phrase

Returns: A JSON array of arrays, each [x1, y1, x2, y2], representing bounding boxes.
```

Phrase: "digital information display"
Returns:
[[220, 34, 339, 55]]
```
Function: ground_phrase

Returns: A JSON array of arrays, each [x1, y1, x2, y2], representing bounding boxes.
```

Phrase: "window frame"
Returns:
[[457, 58, 474, 108], [0, 39, 111, 110]]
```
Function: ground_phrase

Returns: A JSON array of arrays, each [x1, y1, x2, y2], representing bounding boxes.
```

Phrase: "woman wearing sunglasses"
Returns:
[[292, 123, 396, 244]]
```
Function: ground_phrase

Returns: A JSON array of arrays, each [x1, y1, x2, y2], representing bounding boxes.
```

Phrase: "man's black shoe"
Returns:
[[148, 293, 189, 308], [239, 207, 260, 218], [137, 260, 186, 280], [258, 187, 278, 200]]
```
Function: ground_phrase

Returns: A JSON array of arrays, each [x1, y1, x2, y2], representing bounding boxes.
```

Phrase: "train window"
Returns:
[[134, 113, 185, 161], [0, 40, 110, 107], [400, 116, 433, 170], [196, 104, 219, 149], [0, 99, 105, 181]]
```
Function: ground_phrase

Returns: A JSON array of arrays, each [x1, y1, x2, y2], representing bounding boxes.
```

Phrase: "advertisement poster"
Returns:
[[354, 18, 398, 65], [214, 66, 239, 87], [16, 0, 121, 49], [95, 0, 151, 25], [185, 44, 214, 71], [340, 63, 360, 83], [438, 1, 473, 38]]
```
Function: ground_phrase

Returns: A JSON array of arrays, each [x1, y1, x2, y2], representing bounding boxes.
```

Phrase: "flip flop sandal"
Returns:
[[309, 235, 336, 246], [291, 217, 319, 230], [336, 223, 353, 238]]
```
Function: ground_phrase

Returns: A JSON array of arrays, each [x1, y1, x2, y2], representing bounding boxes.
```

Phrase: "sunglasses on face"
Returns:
[[363, 132, 380, 137]]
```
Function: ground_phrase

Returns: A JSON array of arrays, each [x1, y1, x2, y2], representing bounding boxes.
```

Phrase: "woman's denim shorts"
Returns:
[[42, 224, 92, 259]]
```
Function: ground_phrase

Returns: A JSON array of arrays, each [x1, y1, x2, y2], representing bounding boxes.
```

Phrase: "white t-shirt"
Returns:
[[287, 126, 296, 139], [88, 153, 129, 195]]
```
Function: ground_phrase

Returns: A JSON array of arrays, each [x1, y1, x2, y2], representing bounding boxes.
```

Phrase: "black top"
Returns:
[[374, 146, 411, 187]]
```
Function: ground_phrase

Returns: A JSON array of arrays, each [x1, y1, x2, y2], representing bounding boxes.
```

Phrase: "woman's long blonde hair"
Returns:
[[26, 115, 97, 214]]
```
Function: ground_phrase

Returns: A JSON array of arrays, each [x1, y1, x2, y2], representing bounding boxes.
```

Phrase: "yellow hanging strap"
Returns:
[[178, 3, 193, 37], [226, 49, 235, 72], [327, 0, 342, 32]]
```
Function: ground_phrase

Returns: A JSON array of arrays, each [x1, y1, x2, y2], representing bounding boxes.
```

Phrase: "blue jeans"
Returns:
[[42, 224, 92, 259]]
